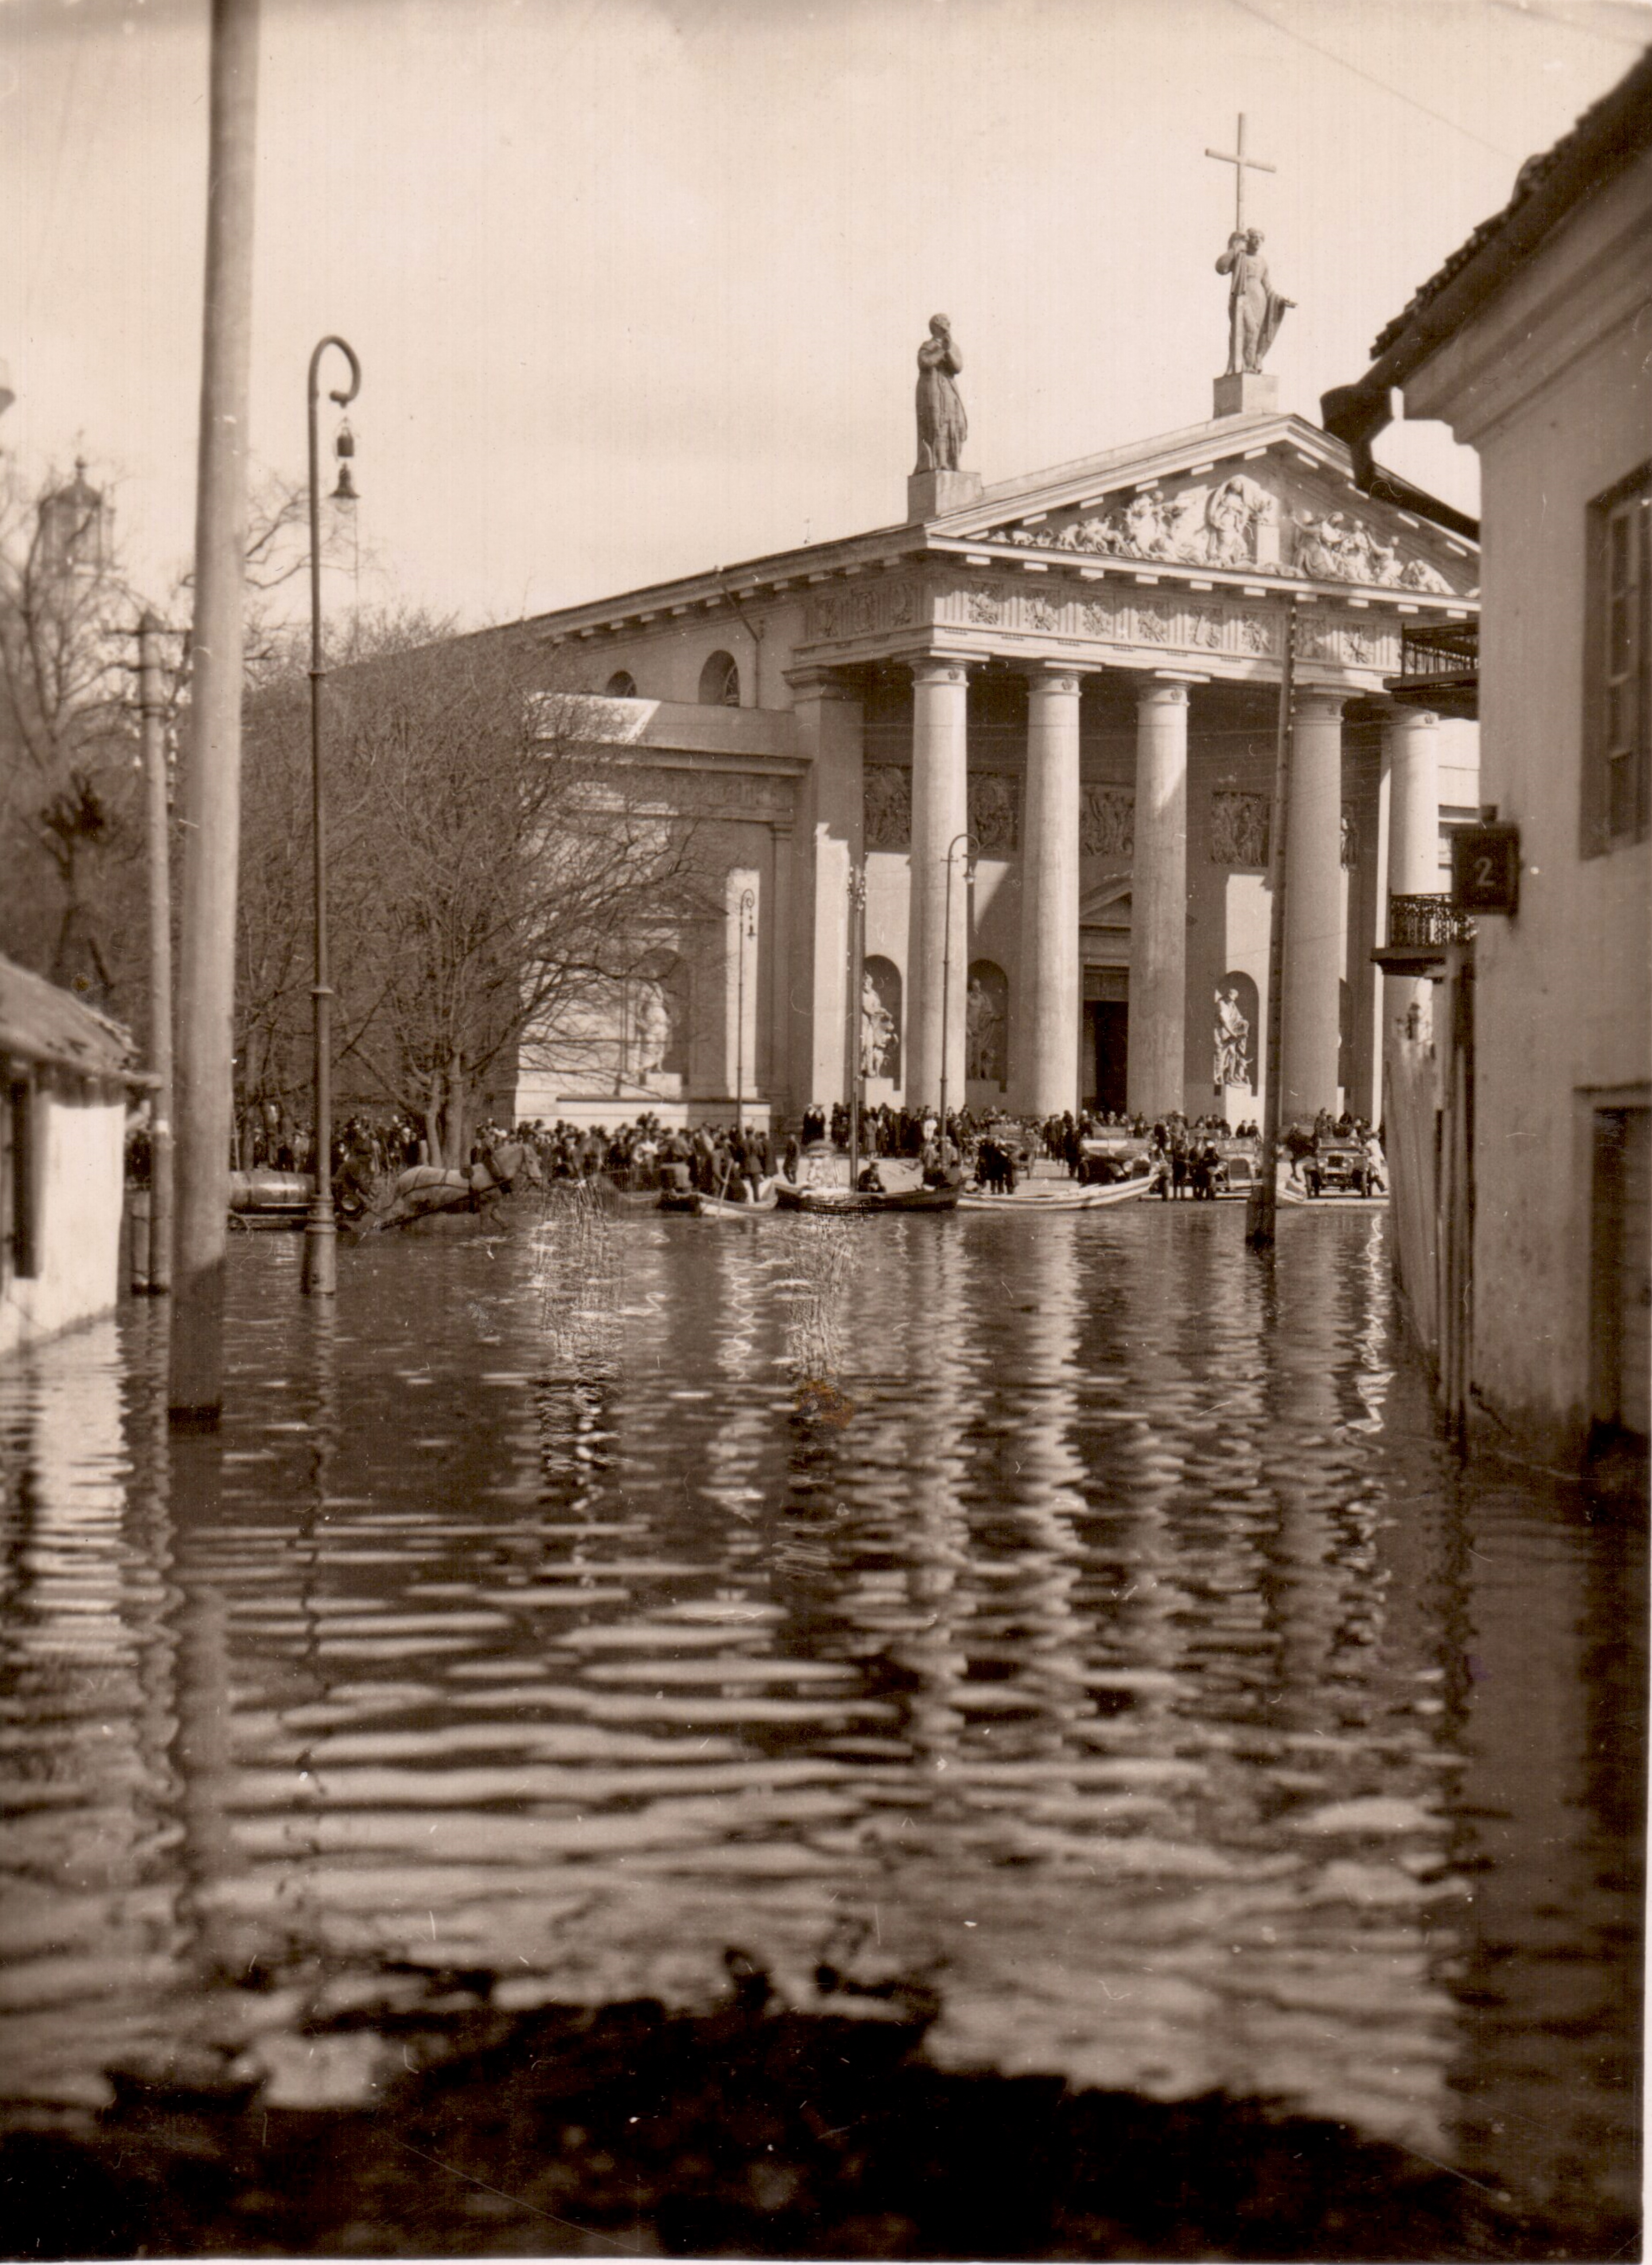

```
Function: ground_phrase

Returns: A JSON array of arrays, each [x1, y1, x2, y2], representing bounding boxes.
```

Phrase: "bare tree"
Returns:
[[0, 461, 148, 1004], [0, 458, 331, 1019], [239, 611, 715, 1164]]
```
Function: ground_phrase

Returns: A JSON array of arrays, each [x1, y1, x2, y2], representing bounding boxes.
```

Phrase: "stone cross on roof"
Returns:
[[1205, 113, 1276, 235]]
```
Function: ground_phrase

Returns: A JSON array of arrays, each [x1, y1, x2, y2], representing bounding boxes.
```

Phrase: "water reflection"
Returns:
[[0, 1212, 1640, 2231]]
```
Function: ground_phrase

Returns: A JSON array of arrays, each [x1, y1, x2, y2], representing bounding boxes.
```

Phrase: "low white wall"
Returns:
[[0, 1092, 126, 1361]]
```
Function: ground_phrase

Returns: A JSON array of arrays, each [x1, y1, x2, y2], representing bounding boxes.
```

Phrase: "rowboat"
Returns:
[[960, 1175, 1157, 1213], [661, 1186, 780, 1217], [774, 1182, 961, 1215]]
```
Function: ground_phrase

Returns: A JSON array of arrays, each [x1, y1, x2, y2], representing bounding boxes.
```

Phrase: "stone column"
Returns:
[[906, 657, 970, 1112], [1017, 666, 1084, 1119], [1382, 705, 1442, 1058], [1280, 692, 1346, 1123], [1127, 680, 1189, 1120], [784, 668, 863, 1121]]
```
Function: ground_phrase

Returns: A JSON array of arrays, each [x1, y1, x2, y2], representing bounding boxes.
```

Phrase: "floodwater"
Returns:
[[0, 1200, 1642, 2238]]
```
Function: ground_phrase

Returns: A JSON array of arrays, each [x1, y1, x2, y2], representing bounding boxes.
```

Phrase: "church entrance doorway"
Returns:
[[1084, 1001, 1129, 1115]]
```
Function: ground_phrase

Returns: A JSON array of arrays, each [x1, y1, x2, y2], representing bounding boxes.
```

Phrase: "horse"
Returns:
[[355, 1134, 541, 1235]]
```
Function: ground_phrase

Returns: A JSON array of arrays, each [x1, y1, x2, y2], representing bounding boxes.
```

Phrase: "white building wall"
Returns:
[[1405, 148, 1652, 1464], [1, 1092, 126, 1361]]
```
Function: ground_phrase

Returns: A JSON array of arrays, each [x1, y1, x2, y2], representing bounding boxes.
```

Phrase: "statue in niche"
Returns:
[[1214, 983, 1252, 1091], [1341, 811, 1359, 869], [634, 980, 672, 1079], [864, 764, 911, 849], [1216, 228, 1293, 375], [860, 970, 897, 1078], [914, 315, 968, 474], [965, 972, 1006, 1083]]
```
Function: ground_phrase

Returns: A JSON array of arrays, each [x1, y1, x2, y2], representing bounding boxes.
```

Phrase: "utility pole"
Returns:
[[170, 0, 260, 1420], [847, 865, 866, 1190], [1246, 607, 1297, 1251], [139, 610, 175, 1293]]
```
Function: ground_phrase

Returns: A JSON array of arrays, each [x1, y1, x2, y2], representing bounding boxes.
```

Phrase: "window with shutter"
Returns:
[[1583, 467, 1651, 854]]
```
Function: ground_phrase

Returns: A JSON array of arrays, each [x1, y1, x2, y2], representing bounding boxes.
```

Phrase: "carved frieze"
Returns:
[[1239, 615, 1276, 656], [976, 473, 1464, 594], [1081, 785, 1134, 860], [1210, 789, 1270, 868], [865, 763, 911, 849], [1298, 613, 1400, 669], [806, 576, 919, 643], [626, 766, 795, 821], [968, 773, 1018, 853], [966, 587, 1003, 626]]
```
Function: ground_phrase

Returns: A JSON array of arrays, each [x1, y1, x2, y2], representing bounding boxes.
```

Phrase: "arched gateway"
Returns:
[[512, 381, 1477, 1133]]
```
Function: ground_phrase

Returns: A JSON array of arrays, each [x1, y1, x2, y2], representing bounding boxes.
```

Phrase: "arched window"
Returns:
[[604, 669, 638, 698], [860, 957, 902, 1082], [965, 961, 1009, 1086], [698, 650, 741, 707]]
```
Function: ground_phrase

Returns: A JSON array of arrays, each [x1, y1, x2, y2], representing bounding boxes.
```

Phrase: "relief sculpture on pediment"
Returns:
[[1081, 785, 1134, 860], [976, 474, 1466, 595]]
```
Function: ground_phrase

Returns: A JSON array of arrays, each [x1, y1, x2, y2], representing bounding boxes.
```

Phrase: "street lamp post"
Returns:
[[734, 887, 756, 1134], [937, 831, 977, 1142], [300, 334, 361, 1298]]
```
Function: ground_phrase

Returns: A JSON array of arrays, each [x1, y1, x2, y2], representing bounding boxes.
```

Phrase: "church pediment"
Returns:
[[1080, 877, 1133, 925], [935, 418, 1476, 600]]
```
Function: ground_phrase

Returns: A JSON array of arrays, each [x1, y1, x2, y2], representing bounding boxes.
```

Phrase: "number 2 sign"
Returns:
[[1452, 823, 1521, 915]]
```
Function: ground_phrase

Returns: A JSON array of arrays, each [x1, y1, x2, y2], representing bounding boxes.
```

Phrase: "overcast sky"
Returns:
[[4, 0, 1648, 630]]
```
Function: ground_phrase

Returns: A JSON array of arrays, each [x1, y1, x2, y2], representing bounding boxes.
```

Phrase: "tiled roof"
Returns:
[[1372, 42, 1652, 361], [0, 956, 135, 1079]]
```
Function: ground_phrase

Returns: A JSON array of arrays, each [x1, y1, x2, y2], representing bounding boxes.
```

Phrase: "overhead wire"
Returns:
[[1222, 0, 1522, 160]]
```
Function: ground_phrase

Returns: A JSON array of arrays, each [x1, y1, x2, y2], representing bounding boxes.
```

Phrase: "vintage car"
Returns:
[[1300, 1140, 1378, 1198]]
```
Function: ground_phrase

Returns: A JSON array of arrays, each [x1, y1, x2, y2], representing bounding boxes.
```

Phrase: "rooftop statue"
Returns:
[[914, 315, 967, 474], [1216, 229, 1293, 376]]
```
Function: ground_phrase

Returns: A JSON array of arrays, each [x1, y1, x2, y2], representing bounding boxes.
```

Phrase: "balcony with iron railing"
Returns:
[[1373, 891, 1476, 976], [1386, 619, 1479, 719]]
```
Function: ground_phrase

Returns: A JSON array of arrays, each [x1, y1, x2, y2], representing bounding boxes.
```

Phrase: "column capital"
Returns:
[[909, 654, 972, 688], [1295, 690, 1348, 723], [1382, 703, 1441, 733], [1137, 679, 1190, 709], [783, 664, 856, 701], [1027, 662, 1090, 698]]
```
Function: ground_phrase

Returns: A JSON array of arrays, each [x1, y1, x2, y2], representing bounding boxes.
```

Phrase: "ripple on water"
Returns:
[[0, 1216, 1640, 2236]]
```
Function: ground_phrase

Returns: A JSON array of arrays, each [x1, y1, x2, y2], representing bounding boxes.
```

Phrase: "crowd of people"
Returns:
[[213, 1094, 1384, 1209]]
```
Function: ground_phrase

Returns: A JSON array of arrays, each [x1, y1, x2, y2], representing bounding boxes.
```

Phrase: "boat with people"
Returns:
[[660, 1183, 781, 1217], [774, 1180, 962, 1216], [959, 1175, 1158, 1213]]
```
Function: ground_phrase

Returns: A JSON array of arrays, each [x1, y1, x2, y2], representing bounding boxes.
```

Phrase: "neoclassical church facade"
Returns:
[[510, 381, 1479, 1132]]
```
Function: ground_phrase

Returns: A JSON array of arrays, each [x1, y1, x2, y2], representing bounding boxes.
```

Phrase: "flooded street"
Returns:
[[0, 1201, 1642, 2252]]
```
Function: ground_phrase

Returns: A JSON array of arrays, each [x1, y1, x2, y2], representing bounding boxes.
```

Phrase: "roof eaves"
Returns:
[[1370, 43, 1652, 369]]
